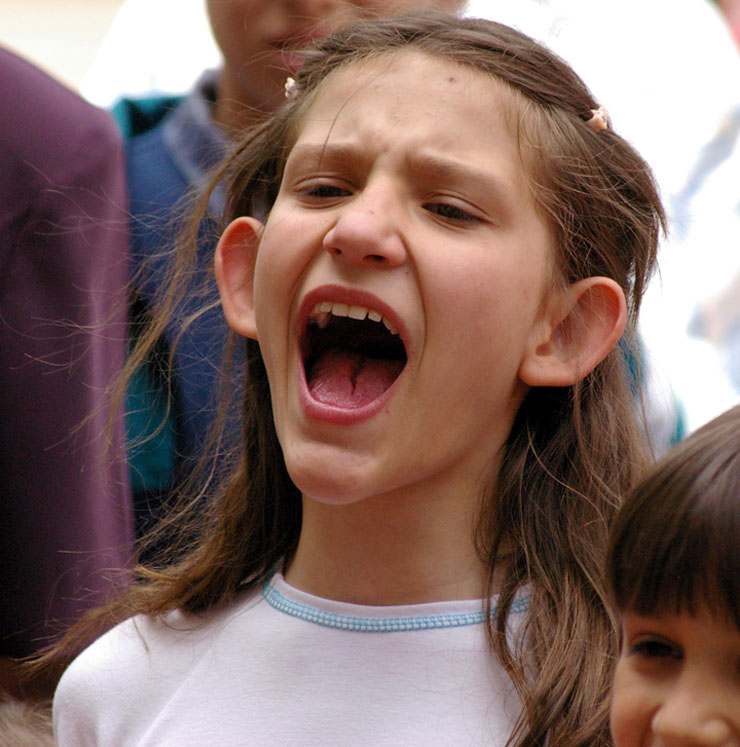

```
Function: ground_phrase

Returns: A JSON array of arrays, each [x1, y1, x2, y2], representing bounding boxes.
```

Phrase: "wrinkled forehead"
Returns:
[[290, 49, 523, 150]]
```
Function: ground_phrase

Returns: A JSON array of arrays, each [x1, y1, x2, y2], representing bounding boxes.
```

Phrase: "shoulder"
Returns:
[[0, 48, 122, 208], [52, 612, 199, 745], [54, 608, 216, 701], [0, 50, 123, 246], [52, 594, 264, 745], [0, 47, 126, 259]]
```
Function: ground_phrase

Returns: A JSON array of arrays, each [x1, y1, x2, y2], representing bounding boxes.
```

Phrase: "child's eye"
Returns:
[[629, 635, 683, 661], [302, 183, 351, 200], [423, 202, 480, 223]]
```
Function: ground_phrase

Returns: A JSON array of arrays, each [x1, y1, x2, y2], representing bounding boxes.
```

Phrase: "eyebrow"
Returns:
[[407, 152, 516, 216], [285, 143, 361, 174], [285, 143, 517, 217]]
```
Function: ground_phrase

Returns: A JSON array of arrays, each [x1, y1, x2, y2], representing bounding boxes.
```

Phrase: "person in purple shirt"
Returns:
[[0, 47, 133, 700]]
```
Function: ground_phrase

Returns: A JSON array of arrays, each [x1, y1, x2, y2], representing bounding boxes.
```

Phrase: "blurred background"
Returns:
[[0, 0, 122, 91], [0, 0, 220, 101]]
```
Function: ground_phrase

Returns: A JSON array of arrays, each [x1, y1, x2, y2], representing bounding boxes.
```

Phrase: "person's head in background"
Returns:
[[607, 404, 740, 745], [206, 0, 465, 134]]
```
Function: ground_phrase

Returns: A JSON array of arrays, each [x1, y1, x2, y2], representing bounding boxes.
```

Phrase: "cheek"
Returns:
[[252, 265, 288, 369], [252, 222, 301, 303], [429, 256, 545, 353], [426, 249, 530, 312], [610, 660, 651, 747]]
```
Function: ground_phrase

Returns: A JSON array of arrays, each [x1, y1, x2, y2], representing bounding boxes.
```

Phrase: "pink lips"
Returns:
[[297, 285, 409, 426]]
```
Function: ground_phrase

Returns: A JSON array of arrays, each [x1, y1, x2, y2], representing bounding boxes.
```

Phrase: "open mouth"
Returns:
[[302, 302, 407, 409]]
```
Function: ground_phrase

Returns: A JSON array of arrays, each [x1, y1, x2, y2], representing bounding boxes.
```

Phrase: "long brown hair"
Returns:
[[45, 13, 664, 745]]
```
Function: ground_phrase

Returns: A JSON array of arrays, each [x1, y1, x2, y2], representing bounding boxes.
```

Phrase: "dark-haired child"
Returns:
[[609, 404, 740, 745]]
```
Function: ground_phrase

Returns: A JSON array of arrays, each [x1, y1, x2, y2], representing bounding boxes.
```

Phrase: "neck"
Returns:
[[284, 486, 491, 606]]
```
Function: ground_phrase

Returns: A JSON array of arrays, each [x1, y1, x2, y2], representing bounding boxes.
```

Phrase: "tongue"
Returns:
[[308, 348, 404, 408]]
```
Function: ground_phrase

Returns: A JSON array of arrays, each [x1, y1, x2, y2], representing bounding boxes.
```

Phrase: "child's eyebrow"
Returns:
[[286, 143, 516, 217], [285, 143, 360, 174], [407, 152, 516, 216]]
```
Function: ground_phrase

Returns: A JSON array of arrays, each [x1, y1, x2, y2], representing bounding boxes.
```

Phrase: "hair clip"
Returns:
[[586, 106, 610, 132], [284, 77, 297, 99]]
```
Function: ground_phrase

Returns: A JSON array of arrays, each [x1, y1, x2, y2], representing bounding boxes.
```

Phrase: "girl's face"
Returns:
[[611, 606, 740, 745], [241, 52, 563, 505]]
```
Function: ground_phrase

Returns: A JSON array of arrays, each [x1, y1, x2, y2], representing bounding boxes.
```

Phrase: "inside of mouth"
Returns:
[[303, 316, 407, 409]]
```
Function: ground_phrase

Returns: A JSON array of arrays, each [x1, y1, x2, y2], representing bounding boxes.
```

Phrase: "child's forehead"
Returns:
[[284, 51, 536, 205], [292, 50, 520, 152], [308, 49, 513, 119]]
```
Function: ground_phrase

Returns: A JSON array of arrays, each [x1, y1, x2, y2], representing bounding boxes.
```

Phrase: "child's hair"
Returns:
[[608, 404, 740, 630], [45, 12, 666, 746]]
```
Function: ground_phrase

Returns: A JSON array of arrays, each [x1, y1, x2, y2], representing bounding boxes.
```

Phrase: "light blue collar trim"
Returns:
[[262, 578, 529, 633]]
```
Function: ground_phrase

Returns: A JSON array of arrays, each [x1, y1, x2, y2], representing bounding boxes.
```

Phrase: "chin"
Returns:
[[290, 471, 376, 507], [285, 450, 383, 507]]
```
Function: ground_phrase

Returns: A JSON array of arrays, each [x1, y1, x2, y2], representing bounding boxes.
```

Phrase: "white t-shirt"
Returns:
[[53, 574, 526, 746]]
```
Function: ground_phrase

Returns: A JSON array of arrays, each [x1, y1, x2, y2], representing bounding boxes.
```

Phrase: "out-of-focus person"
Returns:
[[0, 46, 132, 701]]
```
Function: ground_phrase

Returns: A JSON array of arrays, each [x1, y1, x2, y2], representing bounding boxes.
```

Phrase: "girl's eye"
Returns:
[[630, 636, 683, 661], [424, 202, 480, 223], [302, 183, 351, 199]]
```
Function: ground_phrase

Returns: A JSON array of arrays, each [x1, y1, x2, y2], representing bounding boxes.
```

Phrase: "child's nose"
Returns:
[[322, 191, 407, 269], [651, 686, 736, 746]]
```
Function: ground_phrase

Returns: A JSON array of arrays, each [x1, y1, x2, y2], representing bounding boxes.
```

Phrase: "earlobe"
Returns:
[[214, 216, 263, 340], [519, 277, 627, 387]]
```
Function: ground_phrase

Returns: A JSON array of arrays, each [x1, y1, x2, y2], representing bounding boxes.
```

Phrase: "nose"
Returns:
[[322, 187, 408, 269], [651, 687, 736, 746]]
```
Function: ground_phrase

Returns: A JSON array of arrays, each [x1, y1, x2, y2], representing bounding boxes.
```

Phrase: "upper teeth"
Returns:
[[311, 301, 398, 335]]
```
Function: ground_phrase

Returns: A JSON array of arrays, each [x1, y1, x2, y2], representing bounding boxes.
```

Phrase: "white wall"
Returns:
[[0, 0, 123, 90]]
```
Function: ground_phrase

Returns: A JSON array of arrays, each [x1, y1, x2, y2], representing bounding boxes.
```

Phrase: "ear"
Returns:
[[214, 216, 263, 340], [519, 276, 627, 387]]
